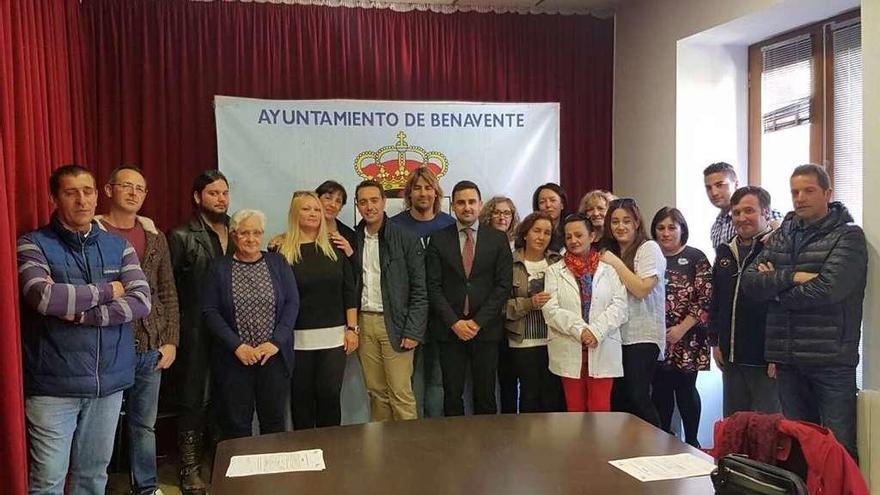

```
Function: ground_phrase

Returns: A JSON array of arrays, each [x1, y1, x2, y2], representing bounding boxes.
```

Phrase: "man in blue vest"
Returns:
[[18, 164, 152, 494]]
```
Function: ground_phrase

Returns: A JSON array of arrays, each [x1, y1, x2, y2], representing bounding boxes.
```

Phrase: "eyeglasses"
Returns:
[[111, 182, 148, 194], [235, 229, 264, 239], [491, 210, 513, 218]]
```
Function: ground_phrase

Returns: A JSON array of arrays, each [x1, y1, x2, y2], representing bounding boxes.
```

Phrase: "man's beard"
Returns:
[[413, 201, 433, 214], [200, 205, 227, 224]]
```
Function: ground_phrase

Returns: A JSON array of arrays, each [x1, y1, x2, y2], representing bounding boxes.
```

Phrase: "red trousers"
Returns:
[[560, 350, 614, 412]]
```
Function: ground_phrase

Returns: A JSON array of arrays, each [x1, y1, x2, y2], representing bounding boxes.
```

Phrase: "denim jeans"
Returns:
[[26, 391, 124, 495], [776, 364, 858, 460], [412, 342, 445, 418], [126, 350, 163, 494]]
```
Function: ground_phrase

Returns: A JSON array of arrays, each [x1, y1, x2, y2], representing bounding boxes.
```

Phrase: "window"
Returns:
[[748, 10, 862, 219], [748, 10, 863, 388]]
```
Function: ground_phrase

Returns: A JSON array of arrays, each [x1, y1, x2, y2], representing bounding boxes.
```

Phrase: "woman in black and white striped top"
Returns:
[[504, 212, 564, 413]]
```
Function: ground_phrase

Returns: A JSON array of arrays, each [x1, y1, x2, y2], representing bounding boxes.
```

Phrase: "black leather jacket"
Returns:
[[167, 214, 234, 366], [741, 203, 866, 366]]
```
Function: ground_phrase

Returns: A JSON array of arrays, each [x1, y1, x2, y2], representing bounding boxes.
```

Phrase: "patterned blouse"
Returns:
[[662, 245, 712, 372], [231, 256, 277, 347]]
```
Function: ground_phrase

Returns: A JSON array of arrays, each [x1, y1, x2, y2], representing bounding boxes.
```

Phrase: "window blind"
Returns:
[[832, 21, 862, 224], [761, 34, 813, 133]]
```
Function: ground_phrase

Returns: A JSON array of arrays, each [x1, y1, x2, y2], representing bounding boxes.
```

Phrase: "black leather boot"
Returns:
[[178, 430, 207, 495]]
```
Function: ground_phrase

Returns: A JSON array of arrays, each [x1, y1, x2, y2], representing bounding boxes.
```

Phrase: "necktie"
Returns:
[[462, 227, 474, 315]]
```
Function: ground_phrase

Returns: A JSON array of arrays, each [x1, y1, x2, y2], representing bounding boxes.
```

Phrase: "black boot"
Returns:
[[178, 430, 207, 495]]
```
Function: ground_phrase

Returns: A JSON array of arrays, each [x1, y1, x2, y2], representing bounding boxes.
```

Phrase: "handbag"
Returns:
[[711, 454, 808, 494]]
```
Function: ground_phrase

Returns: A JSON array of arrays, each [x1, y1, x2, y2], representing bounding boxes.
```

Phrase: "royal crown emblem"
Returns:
[[354, 131, 448, 191]]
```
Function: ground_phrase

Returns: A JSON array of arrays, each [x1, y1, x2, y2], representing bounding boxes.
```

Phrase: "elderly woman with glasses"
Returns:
[[203, 209, 299, 439], [479, 196, 520, 251], [478, 196, 521, 413]]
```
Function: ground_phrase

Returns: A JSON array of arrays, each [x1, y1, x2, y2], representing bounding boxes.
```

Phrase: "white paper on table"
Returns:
[[225, 449, 326, 477], [608, 453, 716, 482]]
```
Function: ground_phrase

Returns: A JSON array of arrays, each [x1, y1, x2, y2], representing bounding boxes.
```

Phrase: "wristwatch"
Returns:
[[346, 325, 360, 335]]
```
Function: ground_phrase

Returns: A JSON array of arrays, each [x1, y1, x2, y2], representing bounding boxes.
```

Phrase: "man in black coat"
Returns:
[[166, 170, 235, 494], [709, 186, 780, 417], [742, 164, 866, 460], [426, 180, 513, 416]]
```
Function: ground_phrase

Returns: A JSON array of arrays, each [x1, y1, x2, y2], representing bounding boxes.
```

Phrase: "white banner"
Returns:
[[216, 96, 559, 237]]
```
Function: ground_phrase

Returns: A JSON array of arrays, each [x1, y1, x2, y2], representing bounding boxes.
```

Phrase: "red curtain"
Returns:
[[0, 0, 92, 491], [2, 0, 611, 488], [80, 0, 613, 230]]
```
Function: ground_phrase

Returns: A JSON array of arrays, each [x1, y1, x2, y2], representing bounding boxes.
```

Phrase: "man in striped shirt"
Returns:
[[705, 162, 783, 249], [18, 164, 151, 495]]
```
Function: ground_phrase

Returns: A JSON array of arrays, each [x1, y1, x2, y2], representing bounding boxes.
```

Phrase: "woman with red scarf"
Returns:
[[542, 214, 629, 412]]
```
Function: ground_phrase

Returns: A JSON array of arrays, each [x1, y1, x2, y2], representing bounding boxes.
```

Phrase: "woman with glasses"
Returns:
[[278, 191, 359, 429], [505, 212, 564, 412], [479, 196, 521, 413], [543, 213, 628, 412], [532, 183, 569, 252], [203, 209, 299, 439], [578, 190, 616, 239], [598, 198, 665, 427], [650, 207, 712, 447], [480, 196, 520, 251]]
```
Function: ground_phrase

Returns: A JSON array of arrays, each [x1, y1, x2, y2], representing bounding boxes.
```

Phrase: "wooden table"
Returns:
[[211, 412, 715, 494]]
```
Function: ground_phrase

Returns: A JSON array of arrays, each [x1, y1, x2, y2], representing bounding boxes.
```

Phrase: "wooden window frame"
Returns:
[[747, 9, 860, 185]]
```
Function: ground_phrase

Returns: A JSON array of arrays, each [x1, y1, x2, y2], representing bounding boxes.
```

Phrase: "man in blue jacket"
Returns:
[[17, 165, 151, 494]]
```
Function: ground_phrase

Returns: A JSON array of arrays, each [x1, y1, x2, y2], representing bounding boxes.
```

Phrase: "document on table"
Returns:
[[609, 453, 716, 482], [225, 449, 326, 477]]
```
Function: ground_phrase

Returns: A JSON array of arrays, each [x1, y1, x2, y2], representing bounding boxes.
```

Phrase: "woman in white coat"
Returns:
[[542, 213, 628, 412]]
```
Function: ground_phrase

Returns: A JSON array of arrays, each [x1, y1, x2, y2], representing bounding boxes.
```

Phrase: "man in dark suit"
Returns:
[[426, 180, 513, 415]]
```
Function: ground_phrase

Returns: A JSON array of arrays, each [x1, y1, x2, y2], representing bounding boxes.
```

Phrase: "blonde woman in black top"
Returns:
[[279, 191, 358, 429]]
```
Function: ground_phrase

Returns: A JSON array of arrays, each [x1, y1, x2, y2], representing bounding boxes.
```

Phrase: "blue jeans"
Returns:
[[412, 342, 445, 418], [776, 364, 858, 460], [26, 391, 124, 495], [126, 350, 163, 494]]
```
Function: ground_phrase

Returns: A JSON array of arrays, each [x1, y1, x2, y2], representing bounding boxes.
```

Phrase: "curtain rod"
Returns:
[[187, 0, 614, 17]]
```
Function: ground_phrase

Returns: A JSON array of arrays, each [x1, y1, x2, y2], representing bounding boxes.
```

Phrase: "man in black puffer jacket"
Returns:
[[741, 164, 866, 460]]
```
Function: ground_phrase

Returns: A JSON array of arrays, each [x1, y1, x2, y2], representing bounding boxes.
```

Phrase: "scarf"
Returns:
[[564, 250, 600, 321]]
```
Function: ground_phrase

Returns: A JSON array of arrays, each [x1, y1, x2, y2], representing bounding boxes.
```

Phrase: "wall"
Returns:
[[613, 0, 779, 215], [675, 42, 749, 257], [861, 0, 879, 390], [614, 0, 878, 388]]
